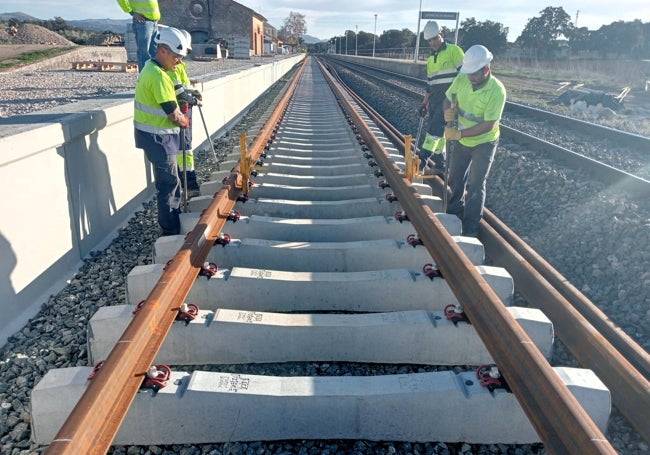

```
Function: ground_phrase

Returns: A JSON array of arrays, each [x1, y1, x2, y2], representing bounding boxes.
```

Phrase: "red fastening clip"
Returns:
[[407, 234, 422, 247], [423, 263, 444, 280], [176, 302, 199, 323], [378, 180, 390, 189], [132, 300, 146, 314], [227, 210, 241, 223], [385, 193, 398, 203], [143, 365, 172, 391], [476, 365, 510, 392], [444, 303, 470, 325], [87, 360, 105, 380], [199, 262, 218, 279], [237, 194, 249, 203], [215, 233, 231, 247], [395, 211, 409, 223]]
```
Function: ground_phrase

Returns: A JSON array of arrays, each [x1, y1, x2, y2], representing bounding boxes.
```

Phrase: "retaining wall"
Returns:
[[0, 54, 305, 346]]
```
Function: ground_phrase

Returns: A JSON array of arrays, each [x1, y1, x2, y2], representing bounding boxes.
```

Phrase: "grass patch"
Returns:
[[494, 58, 650, 137], [494, 58, 650, 91], [0, 47, 75, 71]]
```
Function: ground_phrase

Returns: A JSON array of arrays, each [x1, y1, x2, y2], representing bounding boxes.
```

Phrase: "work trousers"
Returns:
[[136, 130, 181, 236], [133, 17, 157, 72], [446, 140, 498, 236]]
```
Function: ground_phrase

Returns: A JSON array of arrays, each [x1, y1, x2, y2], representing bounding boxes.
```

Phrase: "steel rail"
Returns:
[[318, 58, 617, 455], [501, 125, 650, 197], [482, 210, 650, 381], [359, 86, 650, 443], [329, 57, 650, 440], [45, 59, 307, 455], [479, 216, 650, 444], [325, 55, 650, 148], [324, 56, 650, 194], [505, 101, 650, 149], [323, 59, 650, 438]]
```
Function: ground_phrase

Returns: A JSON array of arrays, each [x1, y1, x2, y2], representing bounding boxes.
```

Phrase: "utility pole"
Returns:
[[372, 13, 378, 57], [345, 30, 348, 55], [575, 10, 580, 27], [355, 25, 358, 56], [414, 0, 423, 62]]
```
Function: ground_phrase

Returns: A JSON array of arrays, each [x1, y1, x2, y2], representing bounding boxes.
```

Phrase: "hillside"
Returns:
[[66, 19, 130, 34], [0, 23, 75, 46], [301, 34, 323, 44]]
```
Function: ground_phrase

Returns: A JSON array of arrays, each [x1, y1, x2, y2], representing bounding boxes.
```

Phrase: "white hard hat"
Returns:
[[460, 45, 493, 73], [422, 21, 441, 40], [181, 30, 192, 52], [154, 26, 187, 57]]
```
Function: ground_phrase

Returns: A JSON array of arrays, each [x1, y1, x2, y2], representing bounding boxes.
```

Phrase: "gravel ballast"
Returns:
[[1, 56, 648, 454]]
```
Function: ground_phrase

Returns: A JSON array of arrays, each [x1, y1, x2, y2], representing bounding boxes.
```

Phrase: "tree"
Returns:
[[459, 18, 508, 55], [379, 28, 415, 52], [594, 20, 648, 57], [279, 12, 307, 47], [565, 26, 593, 53], [516, 6, 573, 58], [43, 16, 68, 32]]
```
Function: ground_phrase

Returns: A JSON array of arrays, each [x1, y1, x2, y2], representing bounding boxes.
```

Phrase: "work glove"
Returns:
[[176, 85, 200, 107], [179, 100, 189, 114], [419, 105, 428, 117], [189, 89, 202, 101], [444, 127, 462, 141], [444, 107, 458, 122]]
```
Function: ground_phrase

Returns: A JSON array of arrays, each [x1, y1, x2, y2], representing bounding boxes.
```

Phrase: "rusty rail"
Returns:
[[45, 59, 307, 455], [319, 59, 617, 454]]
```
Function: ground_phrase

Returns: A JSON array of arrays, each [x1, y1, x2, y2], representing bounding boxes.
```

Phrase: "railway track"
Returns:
[[29, 57, 648, 454], [323, 56, 650, 196]]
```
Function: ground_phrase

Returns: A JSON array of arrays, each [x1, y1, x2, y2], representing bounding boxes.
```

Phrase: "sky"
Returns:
[[1, 0, 648, 42]]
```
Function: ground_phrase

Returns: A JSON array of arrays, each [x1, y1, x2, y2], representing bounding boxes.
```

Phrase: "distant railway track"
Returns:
[[31, 57, 649, 454], [323, 56, 650, 196]]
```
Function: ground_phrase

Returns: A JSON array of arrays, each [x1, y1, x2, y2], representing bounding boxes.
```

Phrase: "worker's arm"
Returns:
[[161, 101, 190, 128], [459, 120, 497, 138]]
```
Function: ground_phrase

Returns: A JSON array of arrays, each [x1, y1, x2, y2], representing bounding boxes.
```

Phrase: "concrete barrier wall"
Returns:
[[325, 54, 426, 79], [0, 54, 305, 347], [3, 46, 130, 73]]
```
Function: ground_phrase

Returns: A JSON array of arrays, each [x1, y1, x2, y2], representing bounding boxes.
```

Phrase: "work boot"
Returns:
[[418, 148, 432, 173], [186, 171, 200, 198], [431, 152, 445, 170]]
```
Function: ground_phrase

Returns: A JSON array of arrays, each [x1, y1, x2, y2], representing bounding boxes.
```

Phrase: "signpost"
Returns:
[[414, 10, 460, 63]]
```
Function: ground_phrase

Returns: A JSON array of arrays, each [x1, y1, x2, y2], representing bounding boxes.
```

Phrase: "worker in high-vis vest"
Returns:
[[418, 20, 464, 172], [134, 27, 189, 236], [443, 45, 506, 237], [169, 30, 202, 198], [116, 0, 161, 72]]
